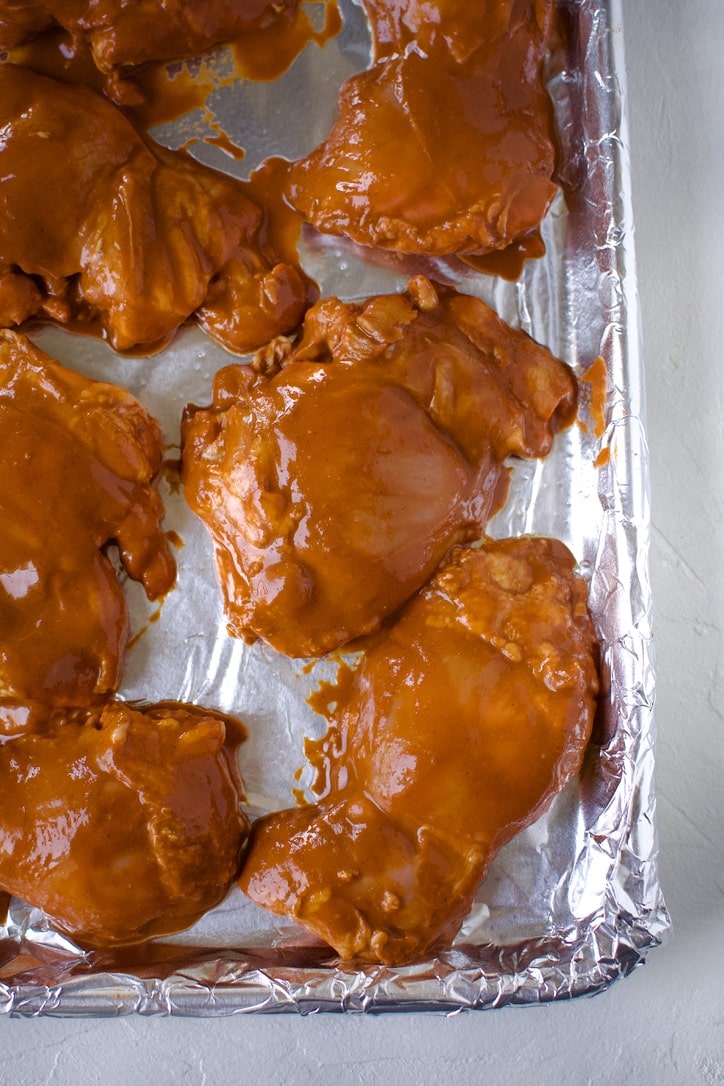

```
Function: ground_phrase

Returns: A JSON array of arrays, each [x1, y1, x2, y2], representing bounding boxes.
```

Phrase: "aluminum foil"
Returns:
[[0, 0, 670, 1016]]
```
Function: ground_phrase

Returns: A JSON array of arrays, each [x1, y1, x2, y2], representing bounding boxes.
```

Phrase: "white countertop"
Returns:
[[2, 1, 723, 1081]]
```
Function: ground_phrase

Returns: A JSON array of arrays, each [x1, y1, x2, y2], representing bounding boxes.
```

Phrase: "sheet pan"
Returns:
[[0, 0, 670, 1015]]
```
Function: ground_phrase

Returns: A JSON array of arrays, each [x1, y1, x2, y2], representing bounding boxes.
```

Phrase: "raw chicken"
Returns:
[[182, 277, 577, 657], [239, 536, 599, 964], [287, 0, 558, 257], [0, 330, 174, 720], [0, 0, 298, 72], [0, 700, 248, 947], [0, 332, 250, 949], [0, 65, 311, 353]]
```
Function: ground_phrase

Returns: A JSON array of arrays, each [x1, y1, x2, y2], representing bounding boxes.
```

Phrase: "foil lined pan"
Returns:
[[0, 0, 670, 1015]]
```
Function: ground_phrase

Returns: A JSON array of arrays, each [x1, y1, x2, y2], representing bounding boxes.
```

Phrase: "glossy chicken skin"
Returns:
[[0, 331, 174, 719], [0, 0, 298, 72], [364, 0, 553, 59], [0, 701, 248, 947], [0, 65, 310, 354], [240, 537, 599, 964], [182, 277, 577, 658], [288, 0, 557, 256]]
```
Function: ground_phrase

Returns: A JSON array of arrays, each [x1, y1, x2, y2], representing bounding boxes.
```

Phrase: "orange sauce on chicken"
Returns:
[[182, 277, 578, 658], [240, 537, 599, 965], [287, 0, 558, 260], [3, 1, 342, 125], [0, 330, 174, 718], [0, 333, 249, 950], [0, 65, 313, 354], [0, 701, 248, 947]]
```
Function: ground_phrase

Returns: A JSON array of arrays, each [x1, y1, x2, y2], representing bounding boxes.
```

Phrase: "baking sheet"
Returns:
[[0, 0, 670, 1015]]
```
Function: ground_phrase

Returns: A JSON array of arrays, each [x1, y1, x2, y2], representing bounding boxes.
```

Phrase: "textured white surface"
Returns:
[[1, 0, 723, 1081]]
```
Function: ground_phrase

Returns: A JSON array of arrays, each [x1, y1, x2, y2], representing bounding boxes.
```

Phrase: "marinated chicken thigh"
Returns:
[[0, 333, 250, 948], [0, 0, 298, 72], [239, 536, 599, 964], [0, 65, 311, 353], [182, 277, 577, 657], [0, 331, 174, 720], [288, 0, 558, 257], [0, 701, 248, 947]]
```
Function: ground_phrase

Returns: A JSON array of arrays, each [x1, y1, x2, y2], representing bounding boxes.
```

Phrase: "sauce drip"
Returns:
[[231, 0, 342, 84], [578, 355, 609, 439], [462, 231, 547, 282]]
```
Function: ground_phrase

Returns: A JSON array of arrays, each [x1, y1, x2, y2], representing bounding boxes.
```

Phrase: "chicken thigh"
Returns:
[[0, 333, 250, 948], [182, 277, 577, 657], [239, 536, 599, 964], [0, 65, 311, 354], [0, 331, 174, 721], [0, 0, 298, 72], [0, 700, 248, 947], [287, 0, 558, 257]]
